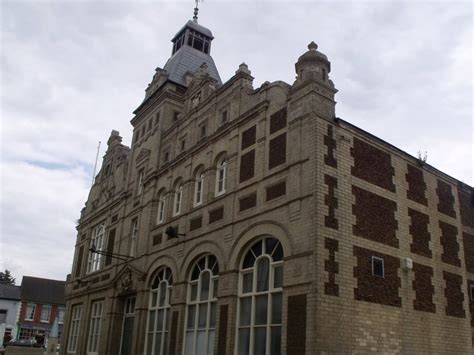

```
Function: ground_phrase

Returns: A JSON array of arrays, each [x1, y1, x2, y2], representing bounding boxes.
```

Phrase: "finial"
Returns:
[[193, 0, 201, 22], [308, 41, 318, 51]]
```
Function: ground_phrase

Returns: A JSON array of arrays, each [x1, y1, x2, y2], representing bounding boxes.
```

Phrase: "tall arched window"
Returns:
[[236, 238, 283, 355], [215, 157, 227, 196], [184, 255, 219, 355], [157, 191, 166, 224], [173, 182, 183, 216], [194, 170, 204, 207], [145, 268, 173, 355]]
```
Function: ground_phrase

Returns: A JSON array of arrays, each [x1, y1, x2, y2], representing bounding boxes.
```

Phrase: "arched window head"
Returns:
[[173, 182, 183, 216], [145, 267, 173, 355], [157, 190, 166, 224], [237, 238, 284, 355], [184, 255, 219, 355], [215, 157, 227, 196], [194, 169, 205, 206]]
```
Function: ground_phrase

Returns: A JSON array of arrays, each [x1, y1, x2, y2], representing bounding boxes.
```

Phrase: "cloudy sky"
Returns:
[[0, 0, 472, 283]]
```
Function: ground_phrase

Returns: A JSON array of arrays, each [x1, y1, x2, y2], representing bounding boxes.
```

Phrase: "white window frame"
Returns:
[[174, 184, 183, 216], [157, 194, 166, 224], [371, 256, 384, 278], [215, 158, 227, 196], [194, 172, 204, 207], [67, 304, 82, 353], [145, 268, 173, 355], [183, 255, 219, 355], [130, 218, 139, 257], [235, 238, 284, 355], [87, 301, 103, 355], [87, 224, 105, 274], [40, 304, 51, 323], [25, 303, 36, 321]]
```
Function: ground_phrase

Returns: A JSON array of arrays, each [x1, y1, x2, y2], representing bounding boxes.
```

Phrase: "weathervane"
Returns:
[[193, 0, 203, 22]]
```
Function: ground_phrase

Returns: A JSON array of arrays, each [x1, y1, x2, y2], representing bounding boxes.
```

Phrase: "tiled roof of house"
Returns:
[[0, 284, 21, 300], [20, 276, 65, 305]]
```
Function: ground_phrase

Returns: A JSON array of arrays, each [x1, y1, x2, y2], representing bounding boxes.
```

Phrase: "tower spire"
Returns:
[[193, 0, 201, 22]]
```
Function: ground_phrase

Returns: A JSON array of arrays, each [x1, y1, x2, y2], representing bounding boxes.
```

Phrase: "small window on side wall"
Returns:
[[221, 110, 228, 124], [470, 285, 474, 301], [371, 256, 384, 278]]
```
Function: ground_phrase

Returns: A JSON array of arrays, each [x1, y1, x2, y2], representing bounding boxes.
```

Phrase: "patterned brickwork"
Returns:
[[459, 188, 474, 228], [269, 108, 287, 134], [209, 207, 224, 224], [287, 294, 307, 355], [439, 221, 460, 267], [353, 246, 401, 307], [324, 238, 339, 296], [443, 271, 466, 318], [437, 180, 456, 218], [351, 137, 395, 192], [467, 280, 474, 327], [324, 124, 337, 168], [152, 233, 162, 246], [406, 164, 427, 205], [408, 208, 432, 258], [463, 233, 474, 273], [190, 216, 202, 231], [239, 193, 257, 211], [324, 175, 338, 230], [265, 181, 286, 201], [268, 133, 286, 169], [352, 186, 398, 248], [241, 125, 256, 150], [239, 150, 255, 182], [412, 263, 435, 313]]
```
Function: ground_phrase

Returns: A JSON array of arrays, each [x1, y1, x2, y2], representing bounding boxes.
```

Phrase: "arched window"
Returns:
[[215, 157, 227, 196], [173, 182, 183, 216], [236, 238, 284, 355], [157, 191, 166, 224], [194, 169, 204, 206], [145, 268, 173, 355], [184, 255, 219, 355]]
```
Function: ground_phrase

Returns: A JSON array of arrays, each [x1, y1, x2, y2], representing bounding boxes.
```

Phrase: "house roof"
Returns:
[[0, 284, 21, 301], [20, 276, 65, 305]]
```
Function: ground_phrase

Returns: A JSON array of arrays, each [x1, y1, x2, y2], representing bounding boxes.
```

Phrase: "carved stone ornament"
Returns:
[[120, 269, 133, 292]]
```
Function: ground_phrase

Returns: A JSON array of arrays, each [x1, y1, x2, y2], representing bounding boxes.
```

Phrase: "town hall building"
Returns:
[[61, 9, 474, 355]]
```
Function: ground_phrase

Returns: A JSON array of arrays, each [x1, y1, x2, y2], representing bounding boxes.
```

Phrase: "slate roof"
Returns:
[[172, 20, 214, 40], [20, 276, 65, 305], [163, 45, 221, 87], [0, 284, 21, 301]]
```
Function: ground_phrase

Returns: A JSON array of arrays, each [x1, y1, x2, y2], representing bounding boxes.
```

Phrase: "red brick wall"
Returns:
[[437, 180, 456, 218], [209, 207, 224, 224], [239, 150, 255, 182], [443, 271, 466, 318], [353, 246, 401, 307], [268, 133, 286, 169], [459, 188, 474, 228], [463, 233, 474, 273], [408, 208, 432, 258], [467, 280, 474, 326], [324, 124, 337, 168], [239, 193, 257, 211], [324, 175, 338, 230], [406, 164, 427, 205], [287, 294, 307, 355], [439, 221, 461, 267], [241, 125, 256, 150], [266, 181, 286, 201], [412, 263, 435, 313], [324, 238, 339, 296], [217, 304, 228, 354], [351, 138, 395, 192], [269, 108, 287, 134], [352, 186, 398, 248]]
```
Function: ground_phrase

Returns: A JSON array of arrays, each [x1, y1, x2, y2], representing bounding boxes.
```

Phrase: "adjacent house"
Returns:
[[17, 276, 65, 344], [0, 284, 21, 348]]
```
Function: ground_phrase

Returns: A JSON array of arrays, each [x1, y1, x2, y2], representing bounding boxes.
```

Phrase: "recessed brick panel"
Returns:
[[352, 186, 399, 248], [406, 164, 427, 205], [412, 263, 435, 313], [408, 209, 432, 258], [268, 133, 286, 169], [241, 125, 256, 150], [463, 233, 474, 273], [467, 280, 474, 326], [239, 193, 257, 211], [266, 181, 286, 201], [269, 108, 287, 134], [324, 124, 337, 168], [324, 175, 338, 230], [152, 233, 162, 246], [439, 221, 460, 267], [325, 238, 339, 296], [353, 246, 401, 307], [209, 207, 224, 224], [287, 294, 306, 355], [437, 180, 456, 218], [443, 271, 466, 318], [217, 304, 228, 354], [169, 310, 179, 355], [459, 188, 474, 228], [239, 150, 255, 183], [351, 137, 395, 192], [190, 216, 202, 231]]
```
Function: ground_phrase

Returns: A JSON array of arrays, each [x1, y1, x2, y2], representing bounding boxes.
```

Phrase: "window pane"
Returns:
[[196, 331, 206, 354], [210, 302, 216, 327], [190, 284, 198, 301], [146, 333, 153, 355], [271, 293, 282, 324], [154, 332, 162, 355], [242, 272, 253, 293], [255, 295, 268, 325], [198, 303, 208, 328], [212, 279, 218, 298], [270, 326, 281, 355], [185, 332, 194, 355], [151, 291, 158, 307], [254, 327, 267, 355], [159, 283, 166, 306], [256, 258, 269, 292], [157, 310, 164, 330], [148, 311, 156, 332], [207, 330, 215, 355], [243, 252, 256, 269], [251, 241, 262, 258], [272, 243, 283, 261], [187, 305, 196, 330], [273, 266, 283, 289], [200, 272, 210, 301], [239, 297, 251, 326], [238, 328, 250, 355], [265, 238, 278, 255]]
